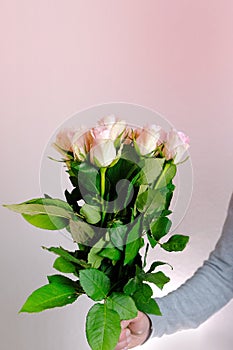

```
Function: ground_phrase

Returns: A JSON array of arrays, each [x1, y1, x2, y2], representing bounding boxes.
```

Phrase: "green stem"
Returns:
[[154, 162, 171, 190], [100, 167, 107, 226]]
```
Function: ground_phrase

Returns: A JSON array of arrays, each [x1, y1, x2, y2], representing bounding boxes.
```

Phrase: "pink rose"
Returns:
[[53, 128, 76, 157], [96, 115, 126, 141], [72, 128, 92, 162], [134, 125, 163, 156], [88, 115, 126, 167], [55, 128, 75, 151], [122, 126, 134, 144], [163, 129, 190, 163]]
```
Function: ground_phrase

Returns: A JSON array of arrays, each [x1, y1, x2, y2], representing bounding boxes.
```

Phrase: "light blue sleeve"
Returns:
[[150, 193, 233, 337]]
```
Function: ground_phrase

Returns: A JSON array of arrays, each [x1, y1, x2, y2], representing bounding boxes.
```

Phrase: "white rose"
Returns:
[[95, 115, 126, 141], [163, 129, 190, 163], [90, 139, 117, 167], [135, 125, 162, 156]]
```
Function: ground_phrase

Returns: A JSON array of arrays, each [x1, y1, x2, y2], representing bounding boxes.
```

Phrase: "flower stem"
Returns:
[[100, 167, 107, 226], [154, 162, 171, 190]]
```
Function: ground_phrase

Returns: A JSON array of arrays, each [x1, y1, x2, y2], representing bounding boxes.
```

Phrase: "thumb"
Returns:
[[128, 311, 150, 335]]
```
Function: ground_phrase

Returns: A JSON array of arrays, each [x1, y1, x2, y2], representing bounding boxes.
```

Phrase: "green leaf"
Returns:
[[147, 261, 173, 273], [124, 237, 143, 265], [134, 282, 152, 299], [47, 274, 81, 290], [150, 217, 172, 240], [133, 283, 161, 315], [53, 257, 77, 274], [4, 202, 73, 218], [164, 163, 177, 184], [160, 182, 175, 200], [136, 189, 167, 215], [147, 233, 158, 248], [124, 219, 144, 265], [79, 269, 110, 301], [69, 218, 95, 245], [22, 198, 73, 211], [80, 204, 101, 224], [109, 225, 127, 250], [125, 217, 141, 244], [141, 271, 170, 290], [99, 243, 121, 261], [22, 214, 68, 230], [154, 162, 177, 189], [106, 292, 138, 320], [136, 158, 165, 185], [87, 252, 103, 269], [121, 144, 140, 164], [71, 162, 100, 195], [135, 295, 161, 315], [143, 243, 150, 268], [136, 190, 150, 213], [123, 278, 138, 296], [20, 277, 80, 313], [86, 303, 121, 350], [161, 234, 189, 252], [4, 198, 73, 230], [43, 246, 90, 269], [87, 238, 106, 268], [106, 157, 137, 185], [88, 248, 104, 269]]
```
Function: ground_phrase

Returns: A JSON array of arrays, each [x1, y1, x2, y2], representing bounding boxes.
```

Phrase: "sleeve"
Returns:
[[150, 193, 233, 337]]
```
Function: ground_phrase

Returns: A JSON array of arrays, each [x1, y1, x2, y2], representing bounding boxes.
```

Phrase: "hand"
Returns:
[[115, 311, 151, 350]]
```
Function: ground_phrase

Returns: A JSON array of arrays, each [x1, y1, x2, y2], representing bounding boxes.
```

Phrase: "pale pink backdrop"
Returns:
[[1, 1, 233, 349]]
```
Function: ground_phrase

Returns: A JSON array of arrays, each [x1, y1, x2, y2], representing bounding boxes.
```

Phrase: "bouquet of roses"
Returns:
[[5, 115, 190, 350]]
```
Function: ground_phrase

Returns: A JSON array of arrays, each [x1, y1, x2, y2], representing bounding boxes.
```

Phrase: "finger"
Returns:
[[115, 328, 131, 350], [114, 339, 129, 350], [121, 320, 131, 329], [121, 311, 144, 329], [128, 311, 149, 335], [118, 328, 131, 342]]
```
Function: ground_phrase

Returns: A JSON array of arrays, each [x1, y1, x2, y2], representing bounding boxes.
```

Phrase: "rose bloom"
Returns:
[[53, 128, 76, 157], [55, 128, 75, 152], [122, 126, 134, 144], [89, 115, 126, 167], [96, 114, 126, 141], [90, 139, 117, 167], [134, 124, 163, 156], [72, 128, 92, 162], [163, 129, 190, 163]]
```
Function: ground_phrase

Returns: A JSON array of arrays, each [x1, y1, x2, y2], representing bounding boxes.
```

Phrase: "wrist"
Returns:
[[128, 314, 153, 348], [141, 315, 153, 345]]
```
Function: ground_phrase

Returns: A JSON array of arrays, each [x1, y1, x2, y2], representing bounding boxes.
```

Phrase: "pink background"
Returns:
[[1, 1, 233, 349]]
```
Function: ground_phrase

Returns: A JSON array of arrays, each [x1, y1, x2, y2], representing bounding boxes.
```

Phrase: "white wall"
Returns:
[[1, 1, 233, 349]]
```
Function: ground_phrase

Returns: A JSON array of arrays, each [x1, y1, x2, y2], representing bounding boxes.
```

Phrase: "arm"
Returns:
[[152, 192, 233, 336], [115, 193, 233, 349]]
